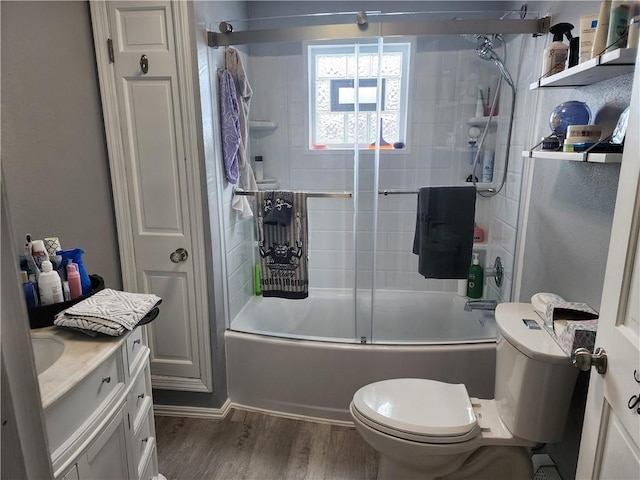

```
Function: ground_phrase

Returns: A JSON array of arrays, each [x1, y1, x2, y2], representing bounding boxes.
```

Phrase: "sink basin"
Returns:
[[32, 336, 65, 375]]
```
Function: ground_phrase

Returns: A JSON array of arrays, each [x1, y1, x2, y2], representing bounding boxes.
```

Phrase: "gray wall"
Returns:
[[515, 3, 630, 479], [1, 0, 122, 289], [517, 3, 627, 313]]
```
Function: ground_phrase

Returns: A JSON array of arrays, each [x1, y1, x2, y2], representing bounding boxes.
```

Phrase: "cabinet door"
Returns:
[[80, 405, 131, 480], [91, 0, 212, 393]]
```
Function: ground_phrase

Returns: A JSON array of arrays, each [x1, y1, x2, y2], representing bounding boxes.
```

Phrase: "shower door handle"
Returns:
[[170, 248, 189, 263]]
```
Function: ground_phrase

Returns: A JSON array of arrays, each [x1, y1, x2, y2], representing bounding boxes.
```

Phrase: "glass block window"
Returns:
[[308, 43, 410, 150]]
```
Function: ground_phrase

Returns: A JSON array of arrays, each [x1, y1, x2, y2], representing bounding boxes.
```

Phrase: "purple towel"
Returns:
[[220, 70, 240, 184]]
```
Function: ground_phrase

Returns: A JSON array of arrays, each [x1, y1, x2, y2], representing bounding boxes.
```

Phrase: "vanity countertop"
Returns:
[[32, 327, 128, 410]]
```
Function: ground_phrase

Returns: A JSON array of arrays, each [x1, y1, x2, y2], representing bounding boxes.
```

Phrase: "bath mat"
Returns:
[[256, 191, 309, 299]]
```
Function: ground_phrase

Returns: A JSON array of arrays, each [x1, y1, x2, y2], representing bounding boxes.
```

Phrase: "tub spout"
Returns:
[[464, 299, 498, 312]]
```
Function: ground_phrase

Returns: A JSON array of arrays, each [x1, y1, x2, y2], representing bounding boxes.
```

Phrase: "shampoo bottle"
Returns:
[[467, 253, 484, 299], [66, 262, 82, 300], [21, 271, 37, 308], [542, 23, 574, 78], [38, 260, 64, 305], [606, 1, 631, 52]]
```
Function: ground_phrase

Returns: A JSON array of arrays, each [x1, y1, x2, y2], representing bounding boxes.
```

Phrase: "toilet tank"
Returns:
[[494, 303, 579, 443]]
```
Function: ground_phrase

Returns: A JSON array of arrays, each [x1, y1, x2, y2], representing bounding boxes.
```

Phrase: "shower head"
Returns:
[[476, 44, 515, 90], [460, 33, 504, 49]]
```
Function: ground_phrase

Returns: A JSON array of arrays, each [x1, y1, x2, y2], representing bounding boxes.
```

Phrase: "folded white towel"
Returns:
[[54, 289, 162, 336]]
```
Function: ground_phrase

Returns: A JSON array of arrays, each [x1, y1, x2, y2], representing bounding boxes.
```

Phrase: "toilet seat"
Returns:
[[351, 378, 481, 444]]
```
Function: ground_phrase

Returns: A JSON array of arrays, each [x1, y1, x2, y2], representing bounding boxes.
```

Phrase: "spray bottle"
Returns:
[[542, 23, 574, 78]]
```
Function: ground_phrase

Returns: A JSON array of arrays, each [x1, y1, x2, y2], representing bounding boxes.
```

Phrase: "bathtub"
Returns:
[[227, 289, 497, 422]]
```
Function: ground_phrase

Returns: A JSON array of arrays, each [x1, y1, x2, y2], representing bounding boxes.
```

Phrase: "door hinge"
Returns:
[[127, 413, 131, 430], [107, 38, 115, 63]]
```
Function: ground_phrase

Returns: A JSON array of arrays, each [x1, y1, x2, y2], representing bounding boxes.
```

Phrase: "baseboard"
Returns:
[[153, 398, 231, 419], [230, 402, 354, 427]]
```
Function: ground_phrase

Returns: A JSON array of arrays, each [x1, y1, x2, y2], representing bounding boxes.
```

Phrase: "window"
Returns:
[[308, 43, 410, 150]]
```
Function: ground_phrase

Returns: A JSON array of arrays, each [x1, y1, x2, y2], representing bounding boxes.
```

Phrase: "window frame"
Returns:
[[307, 41, 411, 151]]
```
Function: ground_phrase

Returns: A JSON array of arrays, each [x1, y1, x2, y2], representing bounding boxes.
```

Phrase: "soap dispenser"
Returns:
[[542, 23, 574, 78], [467, 253, 484, 299]]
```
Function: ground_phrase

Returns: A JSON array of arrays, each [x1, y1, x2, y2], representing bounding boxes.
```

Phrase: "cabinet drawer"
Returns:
[[138, 444, 158, 480], [126, 328, 145, 374], [128, 363, 152, 426], [45, 352, 125, 458], [132, 407, 155, 472]]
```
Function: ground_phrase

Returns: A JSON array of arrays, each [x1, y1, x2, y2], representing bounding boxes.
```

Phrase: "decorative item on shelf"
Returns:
[[368, 119, 393, 149], [541, 101, 592, 151]]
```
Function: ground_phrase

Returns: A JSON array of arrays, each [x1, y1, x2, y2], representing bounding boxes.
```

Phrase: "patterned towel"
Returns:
[[256, 191, 309, 299], [54, 289, 162, 336]]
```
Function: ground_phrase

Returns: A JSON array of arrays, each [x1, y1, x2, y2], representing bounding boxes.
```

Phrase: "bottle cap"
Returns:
[[67, 263, 78, 274], [41, 260, 53, 272], [472, 253, 480, 264]]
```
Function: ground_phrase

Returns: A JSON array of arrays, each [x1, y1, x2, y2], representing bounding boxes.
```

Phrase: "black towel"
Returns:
[[412, 186, 476, 279], [263, 191, 294, 226]]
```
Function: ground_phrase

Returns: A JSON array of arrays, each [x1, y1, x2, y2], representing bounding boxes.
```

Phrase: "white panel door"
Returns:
[[576, 50, 640, 479], [107, 1, 201, 382]]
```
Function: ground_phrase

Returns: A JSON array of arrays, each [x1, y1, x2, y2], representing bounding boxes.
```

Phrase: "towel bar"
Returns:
[[233, 188, 352, 198], [379, 187, 495, 195]]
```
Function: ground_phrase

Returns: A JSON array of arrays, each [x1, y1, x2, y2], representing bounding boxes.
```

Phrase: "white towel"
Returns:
[[54, 289, 162, 336], [226, 47, 256, 217]]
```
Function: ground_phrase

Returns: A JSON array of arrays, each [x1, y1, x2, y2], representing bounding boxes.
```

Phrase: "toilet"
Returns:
[[350, 303, 579, 479]]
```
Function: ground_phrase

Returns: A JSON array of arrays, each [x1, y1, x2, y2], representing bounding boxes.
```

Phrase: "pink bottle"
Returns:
[[473, 224, 485, 243], [67, 263, 82, 300]]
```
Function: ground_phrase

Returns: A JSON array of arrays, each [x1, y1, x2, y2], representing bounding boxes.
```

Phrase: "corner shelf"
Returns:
[[249, 120, 278, 131], [530, 48, 636, 89], [466, 116, 498, 127], [522, 150, 623, 164]]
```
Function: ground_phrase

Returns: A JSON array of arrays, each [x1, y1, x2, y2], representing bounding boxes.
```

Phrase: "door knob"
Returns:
[[170, 248, 189, 263], [572, 347, 607, 374]]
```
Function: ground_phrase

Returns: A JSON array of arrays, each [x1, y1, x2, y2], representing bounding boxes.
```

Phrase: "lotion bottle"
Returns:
[[38, 260, 64, 305], [67, 262, 82, 300], [592, 0, 613, 58], [542, 23, 574, 78], [467, 253, 484, 299]]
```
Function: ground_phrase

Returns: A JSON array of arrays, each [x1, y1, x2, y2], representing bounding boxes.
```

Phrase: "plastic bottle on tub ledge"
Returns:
[[467, 253, 484, 299]]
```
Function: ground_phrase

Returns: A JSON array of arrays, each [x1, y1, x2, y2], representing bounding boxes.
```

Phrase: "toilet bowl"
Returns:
[[350, 303, 579, 480]]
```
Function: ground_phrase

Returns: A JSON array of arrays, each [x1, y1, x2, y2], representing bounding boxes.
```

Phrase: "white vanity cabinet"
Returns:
[[37, 328, 158, 480]]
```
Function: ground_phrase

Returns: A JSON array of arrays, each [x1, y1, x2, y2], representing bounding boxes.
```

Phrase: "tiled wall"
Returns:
[[486, 34, 543, 302], [245, 39, 503, 297]]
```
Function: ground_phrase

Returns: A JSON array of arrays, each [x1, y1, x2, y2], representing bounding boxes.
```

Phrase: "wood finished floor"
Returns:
[[155, 409, 379, 480]]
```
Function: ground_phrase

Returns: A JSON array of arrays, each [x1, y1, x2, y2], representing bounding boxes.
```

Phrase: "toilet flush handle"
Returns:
[[572, 347, 607, 374]]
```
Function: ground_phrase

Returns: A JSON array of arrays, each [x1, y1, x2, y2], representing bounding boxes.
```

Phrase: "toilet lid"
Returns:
[[352, 378, 479, 441]]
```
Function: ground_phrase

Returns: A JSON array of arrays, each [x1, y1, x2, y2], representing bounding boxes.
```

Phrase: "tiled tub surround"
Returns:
[[220, 36, 529, 324]]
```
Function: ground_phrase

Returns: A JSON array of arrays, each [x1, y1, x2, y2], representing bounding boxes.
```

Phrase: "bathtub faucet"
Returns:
[[464, 299, 498, 312]]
